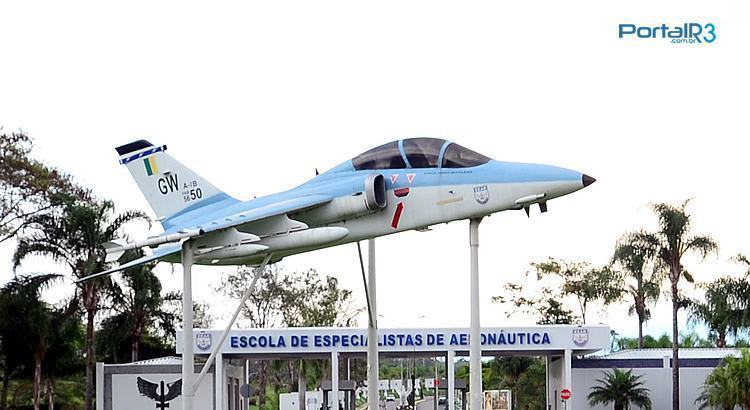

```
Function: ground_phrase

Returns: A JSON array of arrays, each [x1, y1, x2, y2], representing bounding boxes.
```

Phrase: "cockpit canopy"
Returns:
[[351, 138, 490, 171]]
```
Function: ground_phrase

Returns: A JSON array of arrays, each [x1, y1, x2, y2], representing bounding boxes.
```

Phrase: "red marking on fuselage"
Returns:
[[391, 202, 404, 229], [394, 187, 410, 197]]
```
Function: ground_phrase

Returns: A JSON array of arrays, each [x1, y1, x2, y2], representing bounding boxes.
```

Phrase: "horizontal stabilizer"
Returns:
[[77, 245, 181, 283]]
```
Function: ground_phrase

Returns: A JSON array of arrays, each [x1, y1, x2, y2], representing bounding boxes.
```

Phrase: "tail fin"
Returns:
[[115, 140, 238, 224]]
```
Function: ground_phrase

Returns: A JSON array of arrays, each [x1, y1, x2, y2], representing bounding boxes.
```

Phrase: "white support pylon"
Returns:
[[181, 239, 195, 410], [367, 239, 379, 410], [469, 218, 482, 410]]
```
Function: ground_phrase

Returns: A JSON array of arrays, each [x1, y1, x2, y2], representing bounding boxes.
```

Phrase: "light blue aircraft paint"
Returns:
[[95, 138, 595, 277]]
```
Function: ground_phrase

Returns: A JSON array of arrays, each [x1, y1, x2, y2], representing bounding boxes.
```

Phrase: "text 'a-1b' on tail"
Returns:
[[85, 138, 595, 281]]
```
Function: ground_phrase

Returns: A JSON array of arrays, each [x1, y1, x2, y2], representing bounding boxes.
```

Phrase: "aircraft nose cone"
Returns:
[[582, 174, 596, 187]]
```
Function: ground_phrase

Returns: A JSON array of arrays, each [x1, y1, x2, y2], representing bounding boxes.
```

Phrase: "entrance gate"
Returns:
[[176, 325, 609, 409]]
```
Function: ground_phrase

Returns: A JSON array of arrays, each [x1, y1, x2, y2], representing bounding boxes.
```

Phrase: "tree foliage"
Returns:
[[218, 266, 360, 409], [496, 258, 621, 325], [696, 349, 750, 409], [587, 368, 652, 410], [630, 200, 717, 410], [13, 196, 148, 410], [532, 258, 623, 324], [494, 283, 577, 325], [613, 231, 664, 348], [689, 276, 750, 347], [0, 131, 88, 243], [0, 274, 80, 410], [103, 250, 179, 362]]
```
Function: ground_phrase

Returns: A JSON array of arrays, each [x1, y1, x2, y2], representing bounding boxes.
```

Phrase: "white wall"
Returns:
[[570, 367, 723, 410], [111, 373, 213, 410]]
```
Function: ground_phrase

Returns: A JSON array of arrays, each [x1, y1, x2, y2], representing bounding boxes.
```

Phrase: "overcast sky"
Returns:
[[1, 1, 748, 341]]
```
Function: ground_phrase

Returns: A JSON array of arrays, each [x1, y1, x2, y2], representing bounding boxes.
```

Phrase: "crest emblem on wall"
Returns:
[[473, 185, 489, 204], [196, 331, 212, 351], [572, 328, 588, 346], [137, 377, 182, 409]]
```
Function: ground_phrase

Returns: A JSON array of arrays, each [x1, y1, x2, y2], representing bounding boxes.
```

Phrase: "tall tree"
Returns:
[[106, 250, 178, 362], [13, 197, 148, 410], [42, 300, 84, 410], [494, 283, 578, 325], [0, 274, 59, 410], [688, 277, 750, 347], [0, 131, 87, 243], [613, 232, 663, 348], [279, 269, 360, 328], [277, 269, 361, 409], [219, 267, 360, 408], [531, 258, 622, 324], [588, 368, 652, 410], [631, 200, 717, 410], [219, 265, 285, 410]]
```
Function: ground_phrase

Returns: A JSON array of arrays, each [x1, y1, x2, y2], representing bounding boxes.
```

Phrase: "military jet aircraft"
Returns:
[[93, 138, 594, 277]]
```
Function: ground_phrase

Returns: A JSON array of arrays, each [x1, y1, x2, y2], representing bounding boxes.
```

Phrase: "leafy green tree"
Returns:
[[613, 232, 663, 348], [13, 197, 148, 410], [42, 301, 84, 410], [630, 200, 717, 410], [532, 258, 623, 324], [689, 277, 750, 347], [278, 269, 361, 404], [696, 349, 750, 409], [279, 269, 361, 328], [0, 131, 88, 243], [494, 283, 577, 325], [219, 265, 284, 410], [106, 250, 179, 362], [0, 274, 59, 410], [588, 368, 652, 410], [487, 357, 535, 409], [514, 359, 546, 409], [679, 332, 714, 348]]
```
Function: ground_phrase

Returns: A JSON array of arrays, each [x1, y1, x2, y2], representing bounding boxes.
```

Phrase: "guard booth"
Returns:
[[96, 356, 244, 410]]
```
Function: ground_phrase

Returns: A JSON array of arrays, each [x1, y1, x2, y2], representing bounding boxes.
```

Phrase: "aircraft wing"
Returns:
[[80, 194, 333, 282], [76, 244, 181, 283], [192, 194, 332, 235]]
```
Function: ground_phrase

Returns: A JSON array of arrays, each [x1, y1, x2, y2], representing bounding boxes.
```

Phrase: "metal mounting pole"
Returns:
[[469, 218, 482, 410], [193, 253, 272, 391], [367, 239, 379, 410], [181, 239, 195, 410], [448, 350, 455, 410]]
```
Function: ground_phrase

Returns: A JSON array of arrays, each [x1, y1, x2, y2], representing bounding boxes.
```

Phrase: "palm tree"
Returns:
[[688, 277, 750, 347], [613, 232, 663, 348], [588, 368, 652, 410], [13, 197, 148, 410], [696, 349, 750, 409], [106, 250, 178, 362], [0, 274, 59, 410], [630, 200, 717, 410], [42, 301, 84, 410]]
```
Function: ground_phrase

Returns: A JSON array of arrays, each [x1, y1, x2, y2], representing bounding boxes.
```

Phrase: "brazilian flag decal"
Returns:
[[143, 157, 158, 176]]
